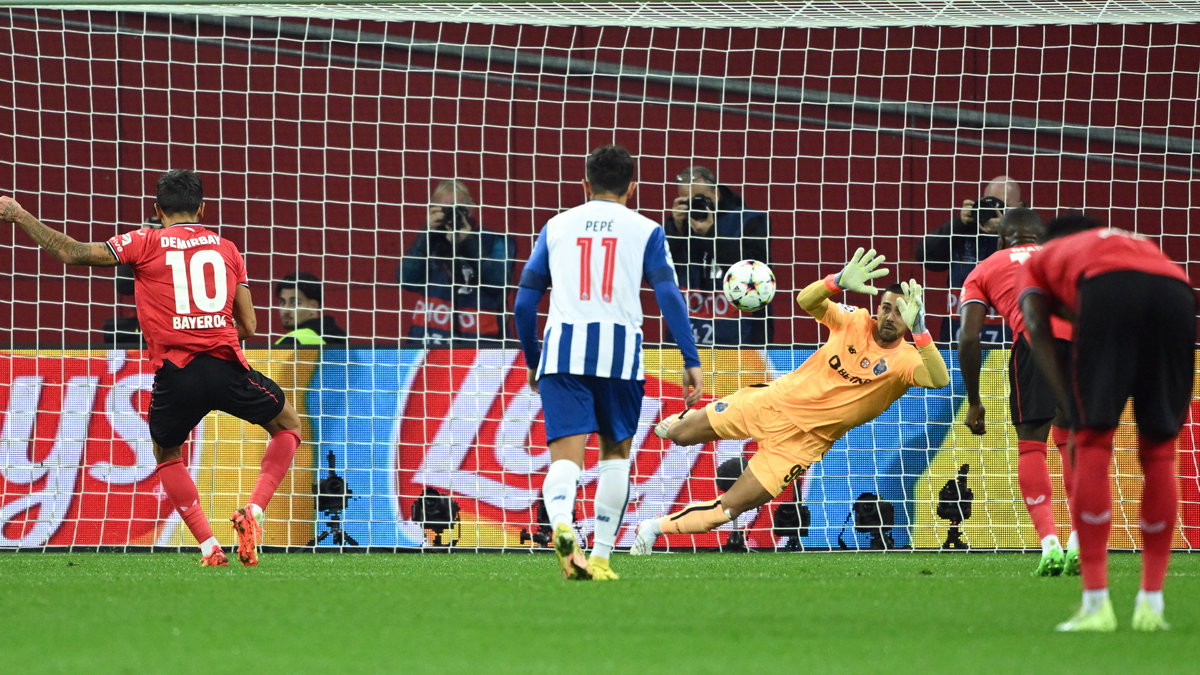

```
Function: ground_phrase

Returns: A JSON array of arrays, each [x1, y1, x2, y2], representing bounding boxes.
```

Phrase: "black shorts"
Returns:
[[1072, 271, 1196, 438], [1009, 335, 1071, 426], [149, 354, 286, 447]]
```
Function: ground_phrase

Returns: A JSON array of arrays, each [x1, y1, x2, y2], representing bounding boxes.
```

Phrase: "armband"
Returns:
[[912, 331, 934, 348], [823, 274, 842, 294]]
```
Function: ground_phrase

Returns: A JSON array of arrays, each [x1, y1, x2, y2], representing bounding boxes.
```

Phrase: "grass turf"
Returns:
[[1, 552, 1194, 674]]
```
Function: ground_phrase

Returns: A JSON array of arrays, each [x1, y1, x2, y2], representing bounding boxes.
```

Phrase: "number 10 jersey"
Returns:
[[106, 224, 250, 371]]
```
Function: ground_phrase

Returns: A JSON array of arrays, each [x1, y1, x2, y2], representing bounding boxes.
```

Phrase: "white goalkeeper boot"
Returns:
[[630, 518, 661, 556]]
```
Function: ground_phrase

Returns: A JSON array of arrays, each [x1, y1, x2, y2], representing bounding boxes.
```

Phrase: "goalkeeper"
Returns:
[[632, 248, 950, 552]]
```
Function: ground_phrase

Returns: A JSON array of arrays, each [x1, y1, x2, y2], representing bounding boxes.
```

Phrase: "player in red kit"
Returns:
[[1019, 212, 1195, 632], [0, 170, 302, 567], [958, 208, 1077, 576]]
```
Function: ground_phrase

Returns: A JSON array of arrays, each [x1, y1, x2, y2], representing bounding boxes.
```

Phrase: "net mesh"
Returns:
[[0, 3, 1197, 551]]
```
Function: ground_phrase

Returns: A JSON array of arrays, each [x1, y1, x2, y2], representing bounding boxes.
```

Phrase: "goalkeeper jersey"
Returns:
[[765, 301, 925, 444]]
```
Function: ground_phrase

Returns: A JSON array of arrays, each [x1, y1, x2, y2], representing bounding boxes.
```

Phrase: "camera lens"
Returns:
[[689, 194, 714, 222]]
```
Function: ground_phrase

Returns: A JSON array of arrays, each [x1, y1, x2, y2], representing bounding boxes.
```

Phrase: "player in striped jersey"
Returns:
[[514, 145, 703, 580]]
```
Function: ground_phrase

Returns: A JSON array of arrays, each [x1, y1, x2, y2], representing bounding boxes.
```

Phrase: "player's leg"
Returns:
[[586, 377, 644, 579], [1050, 420, 1080, 575], [1016, 418, 1064, 575], [216, 362, 295, 567], [1129, 276, 1194, 631], [537, 374, 597, 580], [148, 362, 225, 565]]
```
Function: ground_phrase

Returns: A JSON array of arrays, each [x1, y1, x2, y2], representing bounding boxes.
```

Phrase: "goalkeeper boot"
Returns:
[[587, 555, 619, 581], [230, 507, 262, 567], [200, 549, 229, 567], [654, 412, 682, 440], [1132, 599, 1170, 632], [1064, 547, 1081, 576], [553, 523, 591, 580], [1055, 598, 1117, 632], [630, 518, 658, 556], [1034, 545, 1066, 577]]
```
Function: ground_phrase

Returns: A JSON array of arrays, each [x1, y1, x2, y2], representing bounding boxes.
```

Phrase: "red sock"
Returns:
[[1051, 425, 1074, 502], [1137, 435, 1178, 592], [155, 458, 214, 547], [1017, 440, 1058, 540], [249, 430, 302, 511], [1072, 427, 1116, 590]]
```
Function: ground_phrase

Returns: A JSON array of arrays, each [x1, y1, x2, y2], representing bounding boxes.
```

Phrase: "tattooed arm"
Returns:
[[0, 196, 119, 266]]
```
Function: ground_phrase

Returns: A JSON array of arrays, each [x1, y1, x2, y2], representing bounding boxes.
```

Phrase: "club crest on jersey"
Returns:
[[873, 359, 888, 376], [714, 401, 729, 413], [859, 358, 870, 369]]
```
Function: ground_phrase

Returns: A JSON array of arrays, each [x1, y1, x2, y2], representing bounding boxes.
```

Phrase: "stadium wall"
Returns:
[[1, 13, 1196, 346], [2, 348, 1197, 551]]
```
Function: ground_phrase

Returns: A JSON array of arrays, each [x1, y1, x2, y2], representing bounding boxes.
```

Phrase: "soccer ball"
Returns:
[[722, 260, 776, 312]]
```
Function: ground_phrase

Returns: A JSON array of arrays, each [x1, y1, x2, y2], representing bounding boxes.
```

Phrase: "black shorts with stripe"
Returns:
[[149, 354, 286, 448], [1072, 271, 1196, 439], [1009, 335, 1071, 427]]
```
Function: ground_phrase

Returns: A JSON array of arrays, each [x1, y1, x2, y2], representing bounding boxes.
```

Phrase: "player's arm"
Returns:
[[514, 228, 551, 391], [1019, 290, 1070, 411], [796, 247, 889, 321], [896, 279, 951, 389], [232, 284, 256, 340], [957, 301, 988, 434], [645, 228, 703, 406], [1, 196, 118, 266]]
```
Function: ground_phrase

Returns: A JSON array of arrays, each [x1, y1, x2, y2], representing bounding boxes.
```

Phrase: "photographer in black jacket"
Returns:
[[663, 166, 770, 347]]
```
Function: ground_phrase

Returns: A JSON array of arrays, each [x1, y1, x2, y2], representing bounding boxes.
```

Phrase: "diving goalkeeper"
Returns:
[[632, 248, 950, 552]]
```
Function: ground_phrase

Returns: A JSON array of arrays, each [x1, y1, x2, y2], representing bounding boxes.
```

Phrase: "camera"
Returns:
[[436, 204, 470, 231], [973, 196, 1005, 227], [937, 463, 974, 549], [689, 193, 715, 222]]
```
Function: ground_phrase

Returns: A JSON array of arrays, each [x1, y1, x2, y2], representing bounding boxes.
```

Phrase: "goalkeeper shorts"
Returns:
[[703, 384, 828, 497]]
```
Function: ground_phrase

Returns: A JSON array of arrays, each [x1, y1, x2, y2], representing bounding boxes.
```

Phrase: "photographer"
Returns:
[[663, 166, 770, 347], [913, 175, 1024, 341], [399, 180, 515, 347]]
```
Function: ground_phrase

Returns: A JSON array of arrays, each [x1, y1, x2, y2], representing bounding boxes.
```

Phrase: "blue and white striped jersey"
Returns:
[[519, 199, 679, 381]]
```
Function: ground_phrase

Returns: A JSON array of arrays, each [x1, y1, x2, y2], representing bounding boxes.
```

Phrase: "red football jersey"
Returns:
[[106, 224, 250, 370], [960, 244, 1072, 341], [1017, 227, 1191, 316]]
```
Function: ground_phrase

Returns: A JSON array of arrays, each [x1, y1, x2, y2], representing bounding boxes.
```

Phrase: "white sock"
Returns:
[[1041, 534, 1061, 553], [1082, 588, 1109, 613], [1137, 590, 1164, 613], [1067, 530, 1079, 551], [199, 536, 219, 557], [249, 503, 264, 522], [542, 459, 582, 529], [591, 458, 631, 559]]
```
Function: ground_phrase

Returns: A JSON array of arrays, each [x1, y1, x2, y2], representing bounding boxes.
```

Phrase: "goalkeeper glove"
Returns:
[[834, 247, 889, 295], [896, 279, 926, 334]]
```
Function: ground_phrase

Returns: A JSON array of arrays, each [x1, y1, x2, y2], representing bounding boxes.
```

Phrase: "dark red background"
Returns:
[[1, 11, 1196, 346]]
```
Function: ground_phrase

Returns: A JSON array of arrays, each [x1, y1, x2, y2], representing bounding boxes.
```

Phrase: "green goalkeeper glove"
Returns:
[[896, 279, 926, 333], [835, 247, 889, 295]]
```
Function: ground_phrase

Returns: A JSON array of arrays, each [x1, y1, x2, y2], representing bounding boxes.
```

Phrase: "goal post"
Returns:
[[0, 1, 1197, 552]]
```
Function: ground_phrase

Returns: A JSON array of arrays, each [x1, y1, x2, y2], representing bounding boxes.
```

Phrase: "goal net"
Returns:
[[1, 1, 1197, 553]]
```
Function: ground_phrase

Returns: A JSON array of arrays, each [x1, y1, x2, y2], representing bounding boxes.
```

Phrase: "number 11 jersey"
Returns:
[[106, 224, 250, 370], [522, 199, 678, 381]]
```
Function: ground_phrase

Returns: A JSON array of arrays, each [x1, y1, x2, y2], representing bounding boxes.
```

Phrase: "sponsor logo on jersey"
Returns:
[[826, 354, 873, 385]]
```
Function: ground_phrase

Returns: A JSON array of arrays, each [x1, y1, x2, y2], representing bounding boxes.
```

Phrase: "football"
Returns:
[[722, 259, 776, 312]]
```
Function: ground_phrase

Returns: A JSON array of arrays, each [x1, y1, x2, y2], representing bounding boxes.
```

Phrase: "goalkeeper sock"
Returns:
[[1137, 435, 1177, 593], [1051, 425, 1074, 500], [1017, 440, 1058, 541], [1073, 427, 1117, 591], [542, 459, 582, 529], [155, 458, 214, 548], [250, 429, 301, 511], [660, 499, 732, 535], [591, 459, 631, 559]]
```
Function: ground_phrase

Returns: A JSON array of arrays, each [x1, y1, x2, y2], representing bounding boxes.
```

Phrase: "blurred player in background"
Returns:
[[958, 208, 1078, 576], [1020, 212, 1194, 632], [515, 145, 703, 580], [0, 170, 302, 568], [633, 248, 950, 552]]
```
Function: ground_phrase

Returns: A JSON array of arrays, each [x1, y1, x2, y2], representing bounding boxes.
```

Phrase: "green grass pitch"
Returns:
[[2, 552, 1195, 673]]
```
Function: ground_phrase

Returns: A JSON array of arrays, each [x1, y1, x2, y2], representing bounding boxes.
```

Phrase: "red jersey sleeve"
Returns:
[[226, 242, 249, 286], [105, 228, 154, 266], [959, 263, 989, 308], [1016, 254, 1049, 305]]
